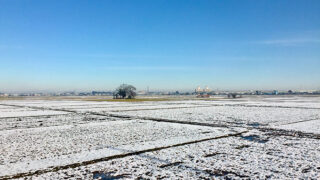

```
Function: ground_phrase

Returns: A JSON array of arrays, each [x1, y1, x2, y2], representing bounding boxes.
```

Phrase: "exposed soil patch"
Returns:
[[259, 128, 320, 139], [92, 171, 130, 180], [301, 167, 312, 173], [204, 169, 249, 178], [241, 135, 269, 143], [235, 145, 250, 149], [247, 122, 262, 127], [159, 161, 183, 168], [203, 152, 226, 157], [201, 131, 213, 134]]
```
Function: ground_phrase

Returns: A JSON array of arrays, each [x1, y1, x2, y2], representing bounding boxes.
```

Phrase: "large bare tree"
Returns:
[[113, 84, 137, 99]]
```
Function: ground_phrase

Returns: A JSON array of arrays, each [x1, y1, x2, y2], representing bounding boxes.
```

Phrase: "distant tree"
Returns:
[[228, 93, 237, 98], [113, 84, 137, 99]]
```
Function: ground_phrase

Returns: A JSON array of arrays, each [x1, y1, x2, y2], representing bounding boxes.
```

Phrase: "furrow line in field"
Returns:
[[278, 118, 320, 126], [0, 113, 81, 120], [222, 104, 320, 110], [0, 104, 235, 128], [108, 105, 213, 112], [258, 127, 320, 139], [88, 112, 232, 128], [0, 104, 78, 113]]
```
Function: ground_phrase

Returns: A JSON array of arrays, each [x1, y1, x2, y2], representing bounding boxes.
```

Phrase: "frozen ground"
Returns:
[[0, 96, 319, 179]]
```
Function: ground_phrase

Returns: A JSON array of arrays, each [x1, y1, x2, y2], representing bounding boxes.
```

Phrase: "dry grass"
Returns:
[[0, 96, 223, 102], [85, 98, 175, 102], [0, 97, 26, 101]]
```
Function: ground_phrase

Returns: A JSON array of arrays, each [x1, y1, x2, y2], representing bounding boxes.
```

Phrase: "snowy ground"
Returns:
[[0, 96, 319, 179]]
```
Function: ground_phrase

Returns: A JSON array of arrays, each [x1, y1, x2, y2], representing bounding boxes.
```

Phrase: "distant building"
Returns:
[[196, 94, 210, 98], [92, 91, 112, 96], [137, 91, 147, 95], [272, 90, 279, 95], [195, 86, 211, 93], [195, 86, 212, 98], [195, 86, 202, 93]]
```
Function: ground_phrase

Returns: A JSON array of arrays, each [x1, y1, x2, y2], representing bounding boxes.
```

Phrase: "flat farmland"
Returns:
[[0, 96, 319, 179]]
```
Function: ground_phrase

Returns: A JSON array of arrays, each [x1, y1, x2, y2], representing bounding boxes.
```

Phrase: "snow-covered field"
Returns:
[[112, 105, 320, 126], [0, 96, 319, 179]]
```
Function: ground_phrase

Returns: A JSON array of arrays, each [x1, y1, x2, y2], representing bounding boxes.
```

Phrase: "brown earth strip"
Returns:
[[159, 161, 183, 168], [258, 127, 320, 139]]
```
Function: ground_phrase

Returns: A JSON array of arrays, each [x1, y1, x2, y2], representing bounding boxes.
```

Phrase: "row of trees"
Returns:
[[113, 84, 137, 99]]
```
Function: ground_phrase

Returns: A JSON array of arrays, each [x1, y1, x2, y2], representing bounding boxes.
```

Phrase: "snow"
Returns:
[[28, 130, 320, 179], [276, 119, 320, 134], [0, 96, 319, 179], [0, 113, 113, 130], [0, 108, 70, 118], [112, 105, 320, 126], [0, 119, 239, 177]]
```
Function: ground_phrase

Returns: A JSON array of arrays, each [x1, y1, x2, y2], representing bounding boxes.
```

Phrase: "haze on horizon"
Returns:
[[0, 0, 320, 92]]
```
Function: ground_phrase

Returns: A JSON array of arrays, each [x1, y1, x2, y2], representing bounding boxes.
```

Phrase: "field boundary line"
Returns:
[[278, 118, 320, 126], [258, 127, 320, 139]]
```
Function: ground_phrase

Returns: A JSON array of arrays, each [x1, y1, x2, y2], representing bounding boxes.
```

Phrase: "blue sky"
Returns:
[[0, 0, 319, 92]]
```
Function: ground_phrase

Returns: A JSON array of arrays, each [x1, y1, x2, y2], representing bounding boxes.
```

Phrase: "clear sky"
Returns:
[[0, 0, 319, 92]]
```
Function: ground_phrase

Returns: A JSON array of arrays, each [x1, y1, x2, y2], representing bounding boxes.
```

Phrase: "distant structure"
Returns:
[[195, 86, 211, 98], [227, 93, 241, 98], [195, 86, 211, 93], [255, 90, 262, 95], [92, 91, 112, 96], [0, 92, 7, 97]]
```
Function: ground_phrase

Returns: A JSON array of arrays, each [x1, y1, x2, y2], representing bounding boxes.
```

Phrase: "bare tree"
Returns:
[[113, 84, 137, 99]]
